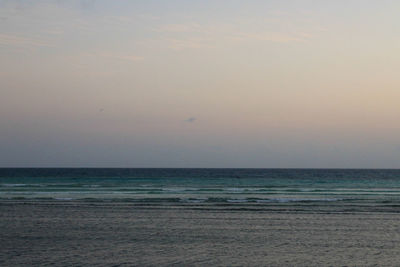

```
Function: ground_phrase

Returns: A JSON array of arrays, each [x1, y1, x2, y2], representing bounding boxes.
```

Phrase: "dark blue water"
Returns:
[[1, 168, 400, 204]]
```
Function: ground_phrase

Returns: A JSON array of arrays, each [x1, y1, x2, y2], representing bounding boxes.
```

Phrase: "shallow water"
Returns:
[[2, 201, 400, 266]]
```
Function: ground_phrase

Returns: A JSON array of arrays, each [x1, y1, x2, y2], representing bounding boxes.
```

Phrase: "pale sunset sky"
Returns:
[[1, 0, 400, 168]]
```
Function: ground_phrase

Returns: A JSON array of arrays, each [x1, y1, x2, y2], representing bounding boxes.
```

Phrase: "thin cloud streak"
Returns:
[[156, 20, 313, 50], [95, 52, 144, 62], [0, 33, 53, 47]]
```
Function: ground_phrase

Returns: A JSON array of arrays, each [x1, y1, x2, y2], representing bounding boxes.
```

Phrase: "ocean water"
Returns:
[[1, 168, 400, 206]]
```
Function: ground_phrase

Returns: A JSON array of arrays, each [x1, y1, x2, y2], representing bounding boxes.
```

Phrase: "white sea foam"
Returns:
[[180, 198, 207, 203], [162, 188, 197, 192], [1, 184, 28, 187], [227, 199, 248, 203], [256, 198, 342, 203]]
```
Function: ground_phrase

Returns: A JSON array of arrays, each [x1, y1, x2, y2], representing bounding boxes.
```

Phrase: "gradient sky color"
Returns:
[[1, 0, 400, 168]]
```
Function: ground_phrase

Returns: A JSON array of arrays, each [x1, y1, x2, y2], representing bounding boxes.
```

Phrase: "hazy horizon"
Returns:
[[1, 0, 400, 168]]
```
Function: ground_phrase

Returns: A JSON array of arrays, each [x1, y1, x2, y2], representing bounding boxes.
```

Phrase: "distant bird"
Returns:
[[185, 117, 196, 123]]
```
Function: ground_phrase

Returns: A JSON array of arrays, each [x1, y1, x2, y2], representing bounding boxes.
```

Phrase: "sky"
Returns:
[[1, 0, 400, 168]]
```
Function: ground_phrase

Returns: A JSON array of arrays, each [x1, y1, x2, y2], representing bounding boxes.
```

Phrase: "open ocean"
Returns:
[[3, 168, 400, 266], [2, 168, 400, 208]]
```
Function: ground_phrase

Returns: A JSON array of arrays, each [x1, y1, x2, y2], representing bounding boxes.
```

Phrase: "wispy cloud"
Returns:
[[94, 52, 144, 62], [71, 51, 144, 67], [113, 55, 144, 62], [167, 37, 215, 50], [0, 34, 52, 47], [42, 29, 65, 36], [157, 23, 205, 33], [156, 19, 314, 50], [233, 32, 308, 43], [137, 14, 161, 21]]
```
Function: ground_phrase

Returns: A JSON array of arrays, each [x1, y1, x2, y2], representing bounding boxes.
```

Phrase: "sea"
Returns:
[[1, 168, 400, 208], [3, 169, 400, 266]]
